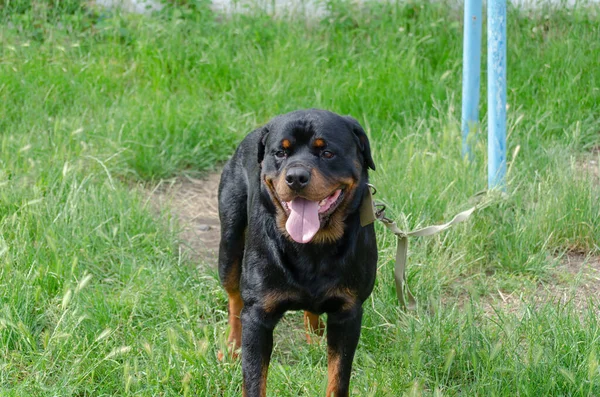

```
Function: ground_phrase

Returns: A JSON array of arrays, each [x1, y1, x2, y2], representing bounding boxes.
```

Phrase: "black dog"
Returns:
[[218, 109, 377, 397]]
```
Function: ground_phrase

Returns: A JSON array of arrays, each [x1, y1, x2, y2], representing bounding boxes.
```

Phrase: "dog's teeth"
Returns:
[[319, 199, 327, 206]]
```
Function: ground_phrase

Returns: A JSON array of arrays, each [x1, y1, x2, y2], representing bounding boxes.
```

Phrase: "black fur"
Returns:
[[218, 109, 377, 397]]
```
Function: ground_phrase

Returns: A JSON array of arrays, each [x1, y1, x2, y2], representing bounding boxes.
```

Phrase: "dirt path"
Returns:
[[147, 172, 222, 262], [479, 253, 600, 318]]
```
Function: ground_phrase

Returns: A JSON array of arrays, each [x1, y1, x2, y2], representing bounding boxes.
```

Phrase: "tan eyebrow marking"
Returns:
[[313, 138, 326, 148], [281, 139, 291, 149]]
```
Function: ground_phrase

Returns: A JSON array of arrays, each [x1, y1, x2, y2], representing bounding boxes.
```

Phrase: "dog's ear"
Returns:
[[257, 126, 270, 164], [344, 116, 376, 171]]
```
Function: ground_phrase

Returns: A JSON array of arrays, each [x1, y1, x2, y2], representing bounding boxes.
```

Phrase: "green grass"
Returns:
[[1, 0, 600, 395]]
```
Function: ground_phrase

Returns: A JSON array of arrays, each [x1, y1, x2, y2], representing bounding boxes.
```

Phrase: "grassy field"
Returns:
[[1, 0, 600, 395]]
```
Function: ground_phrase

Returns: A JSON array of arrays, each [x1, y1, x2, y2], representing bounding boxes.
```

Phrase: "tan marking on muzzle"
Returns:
[[265, 170, 358, 244]]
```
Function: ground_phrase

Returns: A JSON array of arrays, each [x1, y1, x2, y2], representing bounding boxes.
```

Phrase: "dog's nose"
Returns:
[[285, 167, 311, 190]]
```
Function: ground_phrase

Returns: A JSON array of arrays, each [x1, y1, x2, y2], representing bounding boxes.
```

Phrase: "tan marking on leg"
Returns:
[[218, 291, 243, 360], [222, 259, 241, 293], [260, 362, 268, 397], [326, 348, 341, 396], [228, 291, 243, 353], [303, 311, 324, 343], [219, 256, 243, 360]]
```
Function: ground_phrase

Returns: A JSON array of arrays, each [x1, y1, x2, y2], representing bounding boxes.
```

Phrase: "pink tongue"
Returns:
[[285, 197, 320, 243]]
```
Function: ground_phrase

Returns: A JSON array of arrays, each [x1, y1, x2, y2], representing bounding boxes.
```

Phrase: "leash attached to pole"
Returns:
[[360, 184, 477, 310]]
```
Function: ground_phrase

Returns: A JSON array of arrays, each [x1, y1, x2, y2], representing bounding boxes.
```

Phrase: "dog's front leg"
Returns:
[[325, 304, 363, 397], [241, 304, 280, 397]]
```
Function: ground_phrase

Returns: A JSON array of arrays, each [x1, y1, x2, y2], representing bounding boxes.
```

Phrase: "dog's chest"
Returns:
[[277, 254, 359, 313]]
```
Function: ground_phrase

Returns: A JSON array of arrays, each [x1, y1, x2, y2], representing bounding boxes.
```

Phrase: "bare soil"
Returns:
[[489, 253, 600, 316], [146, 172, 222, 262], [577, 154, 599, 183]]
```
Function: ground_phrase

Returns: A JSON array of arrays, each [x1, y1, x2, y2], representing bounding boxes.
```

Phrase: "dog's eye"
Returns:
[[275, 150, 287, 159], [322, 150, 335, 159]]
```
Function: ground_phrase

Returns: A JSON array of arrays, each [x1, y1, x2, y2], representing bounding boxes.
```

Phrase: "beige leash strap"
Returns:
[[360, 185, 477, 310]]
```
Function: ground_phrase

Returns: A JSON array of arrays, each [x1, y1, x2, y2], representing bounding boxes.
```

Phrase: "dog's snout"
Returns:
[[285, 167, 311, 190]]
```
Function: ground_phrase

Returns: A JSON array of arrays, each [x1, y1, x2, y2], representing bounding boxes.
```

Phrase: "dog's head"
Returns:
[[258, 109, 375, 244]]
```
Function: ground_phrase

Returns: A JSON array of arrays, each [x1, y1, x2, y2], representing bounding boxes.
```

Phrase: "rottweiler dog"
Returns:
[[218, 109, 377, 397]]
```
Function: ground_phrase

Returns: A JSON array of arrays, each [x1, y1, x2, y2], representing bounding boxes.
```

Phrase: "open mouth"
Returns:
[[281, 189, 344, 219], [271, 187, 345, 244]]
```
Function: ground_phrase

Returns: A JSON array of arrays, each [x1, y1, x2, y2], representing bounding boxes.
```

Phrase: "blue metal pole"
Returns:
[[487, 0, 507, 190], [461, 0, 482, 158]]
